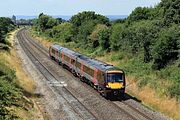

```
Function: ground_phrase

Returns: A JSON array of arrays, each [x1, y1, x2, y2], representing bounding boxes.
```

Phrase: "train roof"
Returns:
[[51, 44, 81, 57], [51, 44, 64, 50], [77, 54, 121, 72], [51, 44, 123, 72]]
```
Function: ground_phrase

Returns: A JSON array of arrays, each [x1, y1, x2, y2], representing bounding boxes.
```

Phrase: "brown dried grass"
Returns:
[[1, 29, 45, 120], [31, 31, 180, 120]]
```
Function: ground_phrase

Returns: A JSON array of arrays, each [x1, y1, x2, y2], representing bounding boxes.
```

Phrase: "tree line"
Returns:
[[0, 17, 15, 50], [33, 0, 179, 70], [0, 17, 33, 119], [33, 0, 180, 99]]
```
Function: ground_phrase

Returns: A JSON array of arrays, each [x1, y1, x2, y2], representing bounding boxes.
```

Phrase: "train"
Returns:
[[49, 43, 126, 98]]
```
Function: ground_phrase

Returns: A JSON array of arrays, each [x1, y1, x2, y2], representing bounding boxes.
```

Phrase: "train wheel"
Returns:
[[73, 71, 78, 77], [103, 89, 109, 99], [80, 76, 85, 82]]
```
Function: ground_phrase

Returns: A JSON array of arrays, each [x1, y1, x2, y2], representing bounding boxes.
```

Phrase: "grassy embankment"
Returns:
[[0, 29, 46, 120], [30, 28, 180, 120]]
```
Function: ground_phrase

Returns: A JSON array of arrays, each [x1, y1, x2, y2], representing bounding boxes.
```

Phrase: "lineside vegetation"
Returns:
[[0, 18, 35, 119], [32, 0, 180, 101]]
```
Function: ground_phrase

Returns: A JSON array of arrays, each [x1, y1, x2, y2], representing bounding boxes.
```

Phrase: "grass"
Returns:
[[0, 29, 45, 120], [30, 29, 180, 120]]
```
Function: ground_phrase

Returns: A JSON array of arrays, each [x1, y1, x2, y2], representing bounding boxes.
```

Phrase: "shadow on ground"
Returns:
[[109, 93, 141, 103]]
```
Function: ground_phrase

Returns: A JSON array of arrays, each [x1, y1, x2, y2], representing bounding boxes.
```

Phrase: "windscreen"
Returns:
[[107, 73, 123, 82]]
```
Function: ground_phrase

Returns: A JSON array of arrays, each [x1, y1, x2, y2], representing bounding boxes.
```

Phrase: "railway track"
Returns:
[[22, 30, 150, 120], [112, 101, 153, 120], [17, 29, 96, 120], [16, 28, 168, 120]]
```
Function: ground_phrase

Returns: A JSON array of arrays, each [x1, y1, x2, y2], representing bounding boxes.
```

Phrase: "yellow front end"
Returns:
[[107, 82, 124, 89]]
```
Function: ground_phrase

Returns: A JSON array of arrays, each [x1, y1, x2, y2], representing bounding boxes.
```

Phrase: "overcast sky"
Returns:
[[0, 0, 161, 17]]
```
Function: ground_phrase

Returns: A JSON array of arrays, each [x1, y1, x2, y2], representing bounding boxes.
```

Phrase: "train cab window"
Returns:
[[107, 73, 123, 83]]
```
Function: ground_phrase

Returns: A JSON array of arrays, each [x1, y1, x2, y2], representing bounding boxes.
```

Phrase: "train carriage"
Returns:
[[49, 44, 64, 63], [60, 48, 77, 70], [49, 44, 126, 98]]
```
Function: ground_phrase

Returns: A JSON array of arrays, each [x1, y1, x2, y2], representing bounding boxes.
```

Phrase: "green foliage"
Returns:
[[131, 21, 160, 62], [70, 11, 110, 46], [152, 25, 180, 70], [32, 0, 180, 99], [98, 28, 110, 50], [0, 17, 15, 35], [0, 59, 26, 119], [158, 0, 180, 25], [0, 60, 16, 82], [168, 81, 180, 100], [138, 76, 151, 88], [111, 52, 124, 61], [35, 13, 59, 32], [0, 78, 21, 119], [52, 22, 73, 42], [70, 11, 110, 27], [0, 17, 15, 48], [110, 23, 126, 51], [76, 20, 96, 44], [89, 24, 108, 48], [127, 7, 152, 23]]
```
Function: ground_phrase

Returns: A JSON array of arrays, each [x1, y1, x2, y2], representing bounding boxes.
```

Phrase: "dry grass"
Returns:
[[126, 75, 180, 120], [96, 52, 180, 119], [31, 31, 180, 120], [4, 30, 36, 94], [1, 29, 45, 120], [32, 34, 52, 49], [96, 52, 120, 65], [97, 53, 180, 120]]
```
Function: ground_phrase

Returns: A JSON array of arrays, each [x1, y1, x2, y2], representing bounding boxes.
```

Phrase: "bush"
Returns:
[[0, 58, 31, 119], [168, 81, 180, 100], [98, 28, 110, 50], [152, 25, 179, 70], [0, 60, 16, 82], [0, 78, 21, 119]]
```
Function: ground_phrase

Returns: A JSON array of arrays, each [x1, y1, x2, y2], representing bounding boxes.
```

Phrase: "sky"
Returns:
[[0, 0, 161, 17]]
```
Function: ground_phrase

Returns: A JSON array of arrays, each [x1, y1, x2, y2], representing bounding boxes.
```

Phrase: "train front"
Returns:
[[105, 69, 125, 98]]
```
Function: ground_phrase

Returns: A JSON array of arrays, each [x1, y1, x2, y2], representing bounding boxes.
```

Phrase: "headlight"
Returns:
[[106, 85, 110, 88]]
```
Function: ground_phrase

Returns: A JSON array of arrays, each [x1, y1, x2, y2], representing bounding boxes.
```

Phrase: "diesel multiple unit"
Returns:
[[49, 44, 126, 98]]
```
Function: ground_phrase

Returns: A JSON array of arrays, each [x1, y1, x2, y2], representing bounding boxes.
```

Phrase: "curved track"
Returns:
[[17, 29, 96, 120], [16, 28, 169, 120]]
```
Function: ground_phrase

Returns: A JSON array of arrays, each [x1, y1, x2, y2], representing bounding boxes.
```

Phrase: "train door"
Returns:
[[58, 49, 62, 63]]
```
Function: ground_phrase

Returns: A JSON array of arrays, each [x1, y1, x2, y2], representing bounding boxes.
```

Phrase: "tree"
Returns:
[[127, 7, 151, 23], [76, 20, 96, 44], [37, 13, 59, 32], [98, 28, 110, 50], [70, 11, 110, 45], [0, 17, 15, 34], [109, 23, 126, 51], [152, 25, 180, 70], [121, 20, 160, 62], [89, 24, 108, 48], [12, 15, 16, 24], [0, 17, 15, 44], [52, 22, 73, 42], [46, 18, 58, 29], [158, 0, 180, 25], [70, 11, 110, 27]]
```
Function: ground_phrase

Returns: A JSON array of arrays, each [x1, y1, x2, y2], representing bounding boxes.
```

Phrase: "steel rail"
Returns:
[[17, 29, 97, 120]]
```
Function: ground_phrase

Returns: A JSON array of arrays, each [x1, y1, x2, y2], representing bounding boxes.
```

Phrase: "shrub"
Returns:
[[152, 25, 179, 70]]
